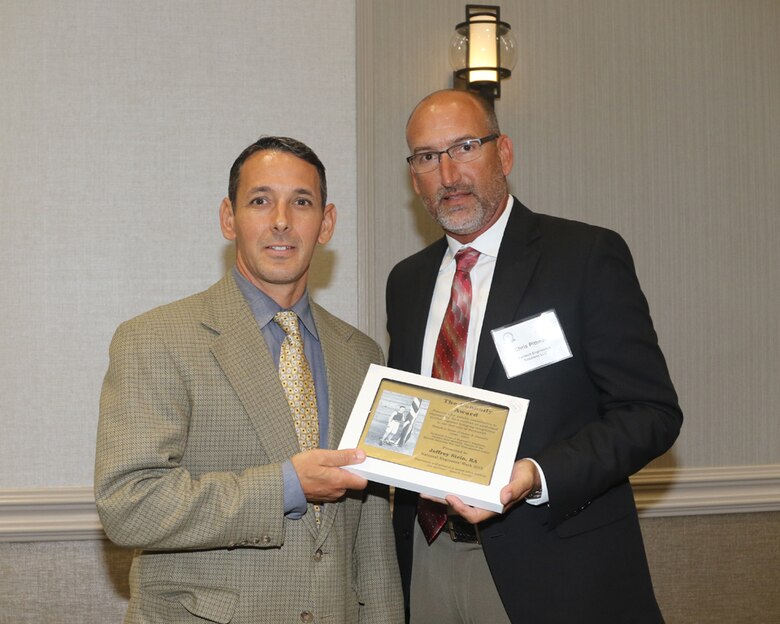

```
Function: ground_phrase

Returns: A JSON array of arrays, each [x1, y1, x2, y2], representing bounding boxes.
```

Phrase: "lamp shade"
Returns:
[[449, 4, 516, 98]]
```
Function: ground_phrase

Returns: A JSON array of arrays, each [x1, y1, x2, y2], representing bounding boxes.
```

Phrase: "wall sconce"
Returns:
[[449, 4, 517, 102]]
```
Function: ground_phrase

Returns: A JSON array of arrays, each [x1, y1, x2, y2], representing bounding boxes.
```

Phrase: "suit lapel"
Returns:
[[312, 305, 352, 450], [473, 200, 541, 388], [311, 303, 360, 541], [397, 239, 447, 373], [203, 275, 301, 464]]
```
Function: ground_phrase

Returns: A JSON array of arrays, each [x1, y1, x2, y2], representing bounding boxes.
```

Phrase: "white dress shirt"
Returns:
[[420, 196, 549, 505]]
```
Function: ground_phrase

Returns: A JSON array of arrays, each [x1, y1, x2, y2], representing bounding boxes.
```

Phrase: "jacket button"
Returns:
[[313, 548, 323, 562], [300, 611, 314, 622], [261, 535, 271, 545]]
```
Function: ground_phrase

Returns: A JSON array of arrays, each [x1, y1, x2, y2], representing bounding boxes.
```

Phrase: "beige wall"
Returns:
[[0, 540, 130, 623], [642, 512, 780, 623], [358, 0, 780, 470], [2, 513, 778, 623]]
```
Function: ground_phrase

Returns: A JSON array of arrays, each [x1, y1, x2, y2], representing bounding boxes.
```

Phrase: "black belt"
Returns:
[[446, 515, 480, 544]]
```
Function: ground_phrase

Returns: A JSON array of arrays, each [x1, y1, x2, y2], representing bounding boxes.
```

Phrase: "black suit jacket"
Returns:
[[387, 200, 682, 623]]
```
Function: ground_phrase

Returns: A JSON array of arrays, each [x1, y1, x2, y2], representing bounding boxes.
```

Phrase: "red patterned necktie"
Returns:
[[418, 247, 481, 544]]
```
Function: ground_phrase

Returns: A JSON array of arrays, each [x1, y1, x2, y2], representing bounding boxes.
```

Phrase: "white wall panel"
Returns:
[[0, 0, 357, 486]]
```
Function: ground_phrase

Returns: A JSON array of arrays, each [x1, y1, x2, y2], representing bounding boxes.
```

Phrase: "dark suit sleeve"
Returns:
[[535, 228, 682, 527]]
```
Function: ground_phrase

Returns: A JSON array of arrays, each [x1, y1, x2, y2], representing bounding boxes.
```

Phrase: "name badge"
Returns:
[[490, 310, 572, 379]]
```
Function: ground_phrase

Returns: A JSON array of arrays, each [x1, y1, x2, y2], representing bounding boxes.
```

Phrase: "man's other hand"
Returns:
[[291, 448, 369, 503]]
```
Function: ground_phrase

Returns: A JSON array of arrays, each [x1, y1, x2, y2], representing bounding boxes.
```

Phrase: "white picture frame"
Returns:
[[338, 364, 529, 512]]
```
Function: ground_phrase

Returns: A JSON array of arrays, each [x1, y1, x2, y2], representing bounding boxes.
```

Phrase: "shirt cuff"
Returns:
[[282, 460, 307, 518], [524, 458, 550, 506]]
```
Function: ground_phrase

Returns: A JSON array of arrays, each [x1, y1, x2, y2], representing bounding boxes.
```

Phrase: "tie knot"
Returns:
[[273, 310, 300, 337], [454, 247, 480, 274]]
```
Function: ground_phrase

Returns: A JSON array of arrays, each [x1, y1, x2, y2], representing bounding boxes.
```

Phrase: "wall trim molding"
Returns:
[[630, 463, 780, 517], [0, 486, 103, 542], [1, 465, 779, 542]]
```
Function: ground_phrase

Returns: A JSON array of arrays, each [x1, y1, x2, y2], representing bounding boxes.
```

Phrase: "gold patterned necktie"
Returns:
[[274, 310, 321, 524]]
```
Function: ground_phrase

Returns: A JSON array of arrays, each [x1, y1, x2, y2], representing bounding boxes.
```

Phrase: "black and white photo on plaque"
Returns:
[[363, 390, 429, 456]]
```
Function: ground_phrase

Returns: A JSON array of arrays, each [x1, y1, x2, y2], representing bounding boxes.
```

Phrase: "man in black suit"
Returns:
[[388, 89, 682, 623]]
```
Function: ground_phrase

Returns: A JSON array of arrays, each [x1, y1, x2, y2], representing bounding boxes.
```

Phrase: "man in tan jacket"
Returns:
[[95, 136, 403, 623]]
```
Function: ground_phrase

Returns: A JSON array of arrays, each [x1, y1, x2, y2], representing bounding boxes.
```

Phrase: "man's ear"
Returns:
[[219, 197, 236, 241], [318, 203, 337, 245], [497, 134, 514, 177], [410, 169, 421, 196]]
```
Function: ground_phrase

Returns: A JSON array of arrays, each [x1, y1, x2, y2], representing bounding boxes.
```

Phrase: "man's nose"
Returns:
[[272, 204, 290, 230], [438, 152, 460, 186]]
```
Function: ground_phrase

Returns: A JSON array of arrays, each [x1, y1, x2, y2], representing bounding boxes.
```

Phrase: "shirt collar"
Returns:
[[231, 266, 320, 340], [443, 195, 514, 264]]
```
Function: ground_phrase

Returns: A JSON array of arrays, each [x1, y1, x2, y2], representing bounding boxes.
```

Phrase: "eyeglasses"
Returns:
[[406, 134, 499, 174]]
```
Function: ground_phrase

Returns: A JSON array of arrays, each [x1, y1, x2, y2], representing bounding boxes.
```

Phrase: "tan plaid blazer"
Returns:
[[95, 274, 403, 623]]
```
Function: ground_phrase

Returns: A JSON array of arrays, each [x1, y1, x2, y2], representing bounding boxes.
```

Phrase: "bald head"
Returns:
[[406, 89, 500, 147]]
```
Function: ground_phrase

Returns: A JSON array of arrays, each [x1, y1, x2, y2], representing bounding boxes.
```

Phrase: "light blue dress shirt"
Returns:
[[232, 267, 329, 518]]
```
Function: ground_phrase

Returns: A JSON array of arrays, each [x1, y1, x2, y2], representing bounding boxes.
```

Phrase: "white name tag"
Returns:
[[491, 310, 572, 379]]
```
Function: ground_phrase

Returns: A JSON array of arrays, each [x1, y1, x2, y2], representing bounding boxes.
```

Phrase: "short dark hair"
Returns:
[[227, 136, 327, 208]]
